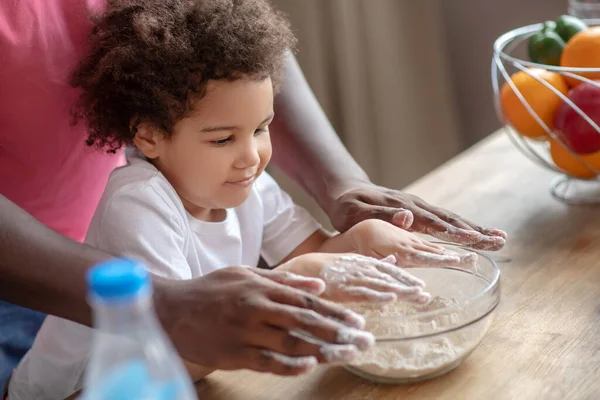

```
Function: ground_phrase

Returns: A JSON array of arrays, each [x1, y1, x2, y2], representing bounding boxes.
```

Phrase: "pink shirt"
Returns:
[[0, 0, 123, 242]]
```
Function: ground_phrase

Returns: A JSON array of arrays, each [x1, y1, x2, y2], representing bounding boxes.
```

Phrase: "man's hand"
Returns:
[[155, 266, 375, 376], [326, 182, 507, 251]]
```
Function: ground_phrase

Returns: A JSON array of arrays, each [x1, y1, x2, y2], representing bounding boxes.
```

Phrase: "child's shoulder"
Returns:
[[99, 153, 184, 216], [252, 170, 279, 194], [249, 171, 285, 205], [108, 157, 159, 189], [246, 170, 298, 214]]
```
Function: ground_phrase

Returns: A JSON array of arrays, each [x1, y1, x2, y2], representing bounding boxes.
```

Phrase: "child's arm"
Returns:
[[276, 220, 478, 304], [257, 172, 471, 304], [281, 219, 474, 268]]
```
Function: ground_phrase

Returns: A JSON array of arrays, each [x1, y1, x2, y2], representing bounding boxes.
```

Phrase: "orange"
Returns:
[[550, 138, 600, 179], [560, 26, 600, 87], [500, 68, 568, 139]]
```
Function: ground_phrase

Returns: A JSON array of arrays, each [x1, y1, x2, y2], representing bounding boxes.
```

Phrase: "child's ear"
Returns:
[[132, 120, 164, 159]]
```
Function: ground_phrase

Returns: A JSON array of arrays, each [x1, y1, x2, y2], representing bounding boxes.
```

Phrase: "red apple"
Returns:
[[554, 81, 600, 154]]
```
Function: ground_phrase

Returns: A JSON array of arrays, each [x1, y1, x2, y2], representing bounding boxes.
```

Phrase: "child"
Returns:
[[8, 0, 472, 398]]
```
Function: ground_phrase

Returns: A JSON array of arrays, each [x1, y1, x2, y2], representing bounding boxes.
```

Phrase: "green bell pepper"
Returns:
[[555, 15, 588, 42], [528, 21, 566, 66]]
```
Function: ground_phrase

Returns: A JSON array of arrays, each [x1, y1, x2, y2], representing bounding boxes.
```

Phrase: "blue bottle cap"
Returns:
[[87, 258, 150, 300]]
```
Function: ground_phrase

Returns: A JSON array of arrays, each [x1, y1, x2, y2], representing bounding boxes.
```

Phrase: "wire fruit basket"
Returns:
[[492, 19, 600, 205]]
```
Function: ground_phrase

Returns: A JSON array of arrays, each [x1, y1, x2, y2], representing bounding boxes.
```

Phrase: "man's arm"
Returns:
[[0, 194, 108, 325], [0, 195, 372, 375], [270, 52, 506, 250], [270, 52, 369, 214]]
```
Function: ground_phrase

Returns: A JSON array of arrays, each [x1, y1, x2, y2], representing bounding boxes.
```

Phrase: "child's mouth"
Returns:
[[226, 175, 255, 186]]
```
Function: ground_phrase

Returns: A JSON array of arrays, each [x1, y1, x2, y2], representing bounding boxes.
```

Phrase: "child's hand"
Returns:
[[348, 219, 477, 268], [280, 253, 430, 304]]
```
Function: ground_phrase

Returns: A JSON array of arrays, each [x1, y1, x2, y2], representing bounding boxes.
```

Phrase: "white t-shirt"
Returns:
[[9, 152, 321, 400]]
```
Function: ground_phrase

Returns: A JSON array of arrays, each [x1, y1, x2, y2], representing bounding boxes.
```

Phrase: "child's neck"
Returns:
[[182, 198, 227, 223]]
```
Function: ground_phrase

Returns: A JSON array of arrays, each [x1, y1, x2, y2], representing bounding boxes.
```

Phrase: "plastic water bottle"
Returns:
[[81, 259, 198, 400]]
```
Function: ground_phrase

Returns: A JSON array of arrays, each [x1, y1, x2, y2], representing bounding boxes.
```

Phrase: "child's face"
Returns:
[[141, 78, 274, 215]]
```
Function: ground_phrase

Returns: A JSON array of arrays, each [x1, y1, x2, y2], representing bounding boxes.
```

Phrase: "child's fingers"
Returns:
[[339, 281, 431, 305], [413, 241, 455, 255], [335, 285, 397, 303], [351, 264, 410, 286], [458, 251, 478, 267], [347, 276, 422, 296], [419, 242, 477, 263], [374, 260, 426, 287], [409, 291, 432, 305]]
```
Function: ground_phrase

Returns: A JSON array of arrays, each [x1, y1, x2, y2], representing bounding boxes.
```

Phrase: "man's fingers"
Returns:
[[445, 213, 507, 241], [240, 348, 318, 376], [391, 209, 414, 229], [247, 326, 360, 364], [484, 228, 508, 239], [408, 208, 483, 245], [438, 211, 508, 247], [259, 292, 374, 350], [403, 250, 462, 267], [423, 223, 505, 251], [266, 286, 366, 329], [468, 236, 506, 251], [417, 205, 507, 249], [425, 224, 484, 245]]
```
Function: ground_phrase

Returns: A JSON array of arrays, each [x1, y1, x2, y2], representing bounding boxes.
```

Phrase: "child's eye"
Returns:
[[254, 127, 268, 136], [211, 136, 233, 146]]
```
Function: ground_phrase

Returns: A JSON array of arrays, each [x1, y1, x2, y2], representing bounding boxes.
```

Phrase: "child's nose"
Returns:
[[237, 141, 261, 168]]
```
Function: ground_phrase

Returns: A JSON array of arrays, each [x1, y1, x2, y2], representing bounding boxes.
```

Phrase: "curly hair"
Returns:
[[71, 0, 296, 153]]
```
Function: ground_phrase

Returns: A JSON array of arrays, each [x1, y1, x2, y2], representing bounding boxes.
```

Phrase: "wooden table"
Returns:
[[196, 131, 600, 400]]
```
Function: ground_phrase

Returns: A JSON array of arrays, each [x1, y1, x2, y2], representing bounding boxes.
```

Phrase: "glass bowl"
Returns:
[[344, 243, 501, 384]]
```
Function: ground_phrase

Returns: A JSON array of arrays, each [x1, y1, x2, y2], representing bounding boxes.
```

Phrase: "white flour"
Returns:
[[348, 297, 482, 380]]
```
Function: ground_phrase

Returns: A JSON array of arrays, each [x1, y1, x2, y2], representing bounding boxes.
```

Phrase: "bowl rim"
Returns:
[[493, 18, 600, 73], [362, 242, 501, 342]]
